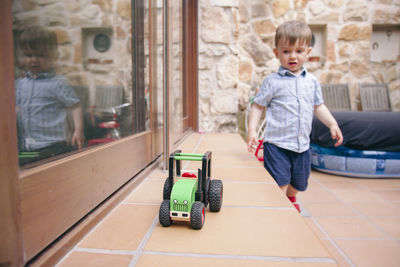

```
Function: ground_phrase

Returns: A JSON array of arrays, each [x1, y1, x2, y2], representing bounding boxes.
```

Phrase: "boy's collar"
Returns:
[[278, 66, 307, 77], [26, 70, 55, 80]]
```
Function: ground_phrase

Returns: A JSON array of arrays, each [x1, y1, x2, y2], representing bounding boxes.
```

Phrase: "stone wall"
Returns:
[[198, 0, 400, 133]]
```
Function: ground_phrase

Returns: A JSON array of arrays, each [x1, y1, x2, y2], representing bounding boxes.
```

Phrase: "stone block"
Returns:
[[239, 34, 274, 66], [272, 0, 290, 17], [252, 19, 276, 36], [201, 7, 231, 44], [339, 24, 372, 41], [217, 55, 239, 89], [239, 61, 253, 82]]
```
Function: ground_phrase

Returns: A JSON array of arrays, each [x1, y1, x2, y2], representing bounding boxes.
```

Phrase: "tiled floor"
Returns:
[[56, 133, 400, 267], [300, 171, 400, 267]]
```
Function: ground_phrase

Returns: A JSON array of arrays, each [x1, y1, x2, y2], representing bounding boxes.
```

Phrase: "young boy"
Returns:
[[247, 20, 343, 212], [16, 26, 84, 164]]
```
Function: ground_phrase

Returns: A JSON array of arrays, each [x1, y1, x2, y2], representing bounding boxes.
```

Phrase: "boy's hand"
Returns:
[[247, 131, 258, 153], [330, 125, 343, 147], [71, 130, 84, 150]]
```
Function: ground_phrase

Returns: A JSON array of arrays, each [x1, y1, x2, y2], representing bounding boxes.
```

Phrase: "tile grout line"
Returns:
[[310, 216, 355, 267], [347, 179, 400, 208], [128, 215, 159, 267], [55, 198, 130, 266], [312, 177, 400, 246], [307, 177, 356, 267], [141, 250, 336, 263]]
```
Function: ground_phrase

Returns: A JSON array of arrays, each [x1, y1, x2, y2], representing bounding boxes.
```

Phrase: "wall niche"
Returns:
[[371, 25, 400, 63], [308, 25, 326, 68], [82, 28, 114, 72]]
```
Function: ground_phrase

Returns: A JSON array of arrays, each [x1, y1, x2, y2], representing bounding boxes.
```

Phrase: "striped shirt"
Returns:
[[16, 71, 80, 151], [254, 66, 324, 153]]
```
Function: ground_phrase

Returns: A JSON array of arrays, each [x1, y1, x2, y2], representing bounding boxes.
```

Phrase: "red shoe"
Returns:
[[288, 196, 301, 213]]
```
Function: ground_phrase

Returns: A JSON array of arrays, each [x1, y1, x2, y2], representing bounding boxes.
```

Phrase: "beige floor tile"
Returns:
[[393, 200, 400, 207], [310, 171, 355, 183], [147, 170, 169, 180], [124, 180, 164, 204], [297, 188, 338, 204], [305, 201, 357, 217], [315, 216, 386, 239], [318, 239, 353, 267], [351, 179, 400, 190], [136, 254, 337, 267], [328, 188, 385, 203], [78, 204, 158, 250], [349, 201, 400, 217], [212, 166, 273, 182], [318, 181, 360, 190], [303, 217, 328, 241], [370, 189, 400, 202], [145, 208, 331, 258], [368, 216, 400, 239], [57, 251, 132, 267], [223, 182, 292, 207], [335, 239, 400, 267]]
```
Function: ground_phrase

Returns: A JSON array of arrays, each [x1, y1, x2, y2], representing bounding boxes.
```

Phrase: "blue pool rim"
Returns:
[[310, 143, 400, 178]]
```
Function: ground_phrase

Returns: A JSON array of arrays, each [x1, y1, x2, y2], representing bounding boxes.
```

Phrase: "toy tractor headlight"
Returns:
[[173, 199, 178, 204], [183, 200, 188, 205]]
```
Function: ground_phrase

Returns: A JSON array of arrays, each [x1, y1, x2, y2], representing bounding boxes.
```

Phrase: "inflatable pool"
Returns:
[[311, 111, 400, 178], [311, 144, 400, 178]]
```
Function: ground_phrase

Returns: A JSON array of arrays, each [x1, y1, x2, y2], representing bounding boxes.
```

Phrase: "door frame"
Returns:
[[0, 1, 23, 266]]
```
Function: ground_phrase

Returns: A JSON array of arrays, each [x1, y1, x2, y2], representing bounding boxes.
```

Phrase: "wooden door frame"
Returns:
[[183, 0, 198, 131], [0, 1, 23, 265]]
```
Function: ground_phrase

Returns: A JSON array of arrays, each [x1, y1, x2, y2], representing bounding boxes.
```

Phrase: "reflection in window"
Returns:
[[12, 0, 149, 167]]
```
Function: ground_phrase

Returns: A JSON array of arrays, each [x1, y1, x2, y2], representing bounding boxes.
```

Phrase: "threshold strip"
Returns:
[[142, 251, 336, 263], [74, 247, 136, 256]]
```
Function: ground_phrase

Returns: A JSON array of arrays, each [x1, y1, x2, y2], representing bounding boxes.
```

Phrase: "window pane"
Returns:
[[12, 0, 148, 168]]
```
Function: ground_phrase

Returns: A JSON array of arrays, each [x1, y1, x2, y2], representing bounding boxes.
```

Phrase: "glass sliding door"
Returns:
[[166, 0, 197, 147], [10, 0, 156, 262]]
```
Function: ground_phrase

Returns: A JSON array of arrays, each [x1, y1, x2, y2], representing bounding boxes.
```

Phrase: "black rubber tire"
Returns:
[[190, 201, 205, 230], [203, 178, 210, 208], [159, 200, 172, 227], [209, 180, 223, 212], [163, 178, 171, 200]]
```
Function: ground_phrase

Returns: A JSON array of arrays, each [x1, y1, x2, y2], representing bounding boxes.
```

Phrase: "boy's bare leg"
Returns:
[[286, 184, 298, 198], [280, 184, 301, 212], [278, 184, 298, 197]]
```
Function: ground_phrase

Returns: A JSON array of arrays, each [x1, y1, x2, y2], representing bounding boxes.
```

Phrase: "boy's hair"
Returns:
[[19, 26, 58, 58], [275, 20, 312, 47]]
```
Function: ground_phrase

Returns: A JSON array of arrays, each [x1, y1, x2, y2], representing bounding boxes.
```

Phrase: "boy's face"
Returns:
[[274, 39, 311, 75], [22, 48, 54, 74]]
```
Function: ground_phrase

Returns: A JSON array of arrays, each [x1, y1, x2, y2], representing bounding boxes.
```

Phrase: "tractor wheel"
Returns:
[[159, 200, 172, 227], [190, 201, 205, 230], [209, 180, 223, 212], [163, 178, 172, 200], [203, 178, 210, 208]]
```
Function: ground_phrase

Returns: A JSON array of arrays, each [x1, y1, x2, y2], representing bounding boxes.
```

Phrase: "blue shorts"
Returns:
[[263, 142, 311, 191]]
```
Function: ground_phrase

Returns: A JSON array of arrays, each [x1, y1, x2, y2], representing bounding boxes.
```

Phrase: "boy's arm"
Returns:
[[247, 102, 265, 152], [69, 103, 84, 149], [314, 104, 343, 147]]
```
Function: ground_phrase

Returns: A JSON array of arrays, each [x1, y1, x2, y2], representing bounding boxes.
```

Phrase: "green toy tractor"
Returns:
[[159, 150, 223, 229]]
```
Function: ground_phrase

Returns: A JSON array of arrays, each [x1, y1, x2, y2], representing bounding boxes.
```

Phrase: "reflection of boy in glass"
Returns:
[[16, 26, 84, 164]]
